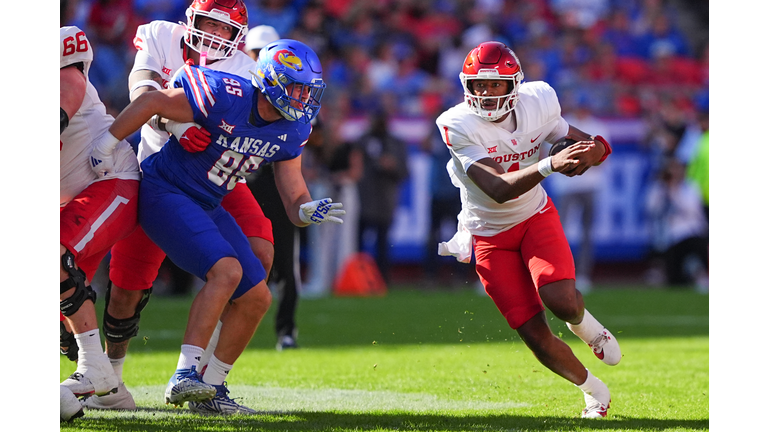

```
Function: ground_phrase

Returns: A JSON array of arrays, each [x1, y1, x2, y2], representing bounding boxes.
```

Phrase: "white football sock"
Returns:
[[176, 344, 205, 371], [202, 354, 232, 386], [567, 309, 604, 343], [109, 356, 126, 382], [74, 329, 107, 372], [198, 320, 222, 370], [74, 329, 102, 353], [576, 369, 610, 405]]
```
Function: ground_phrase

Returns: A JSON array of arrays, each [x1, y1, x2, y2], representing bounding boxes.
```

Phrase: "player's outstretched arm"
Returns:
[[274, 156, 345, 227]]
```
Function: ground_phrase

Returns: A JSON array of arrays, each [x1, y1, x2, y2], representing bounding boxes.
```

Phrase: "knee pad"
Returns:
[[59, 321, 78, 362], [60, 250, 97, 317], [102, 281, 152, 344]]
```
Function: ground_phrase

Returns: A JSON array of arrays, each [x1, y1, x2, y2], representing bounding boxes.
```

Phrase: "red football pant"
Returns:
[[109, 181, 273, 291], [473, 197, 575, 329], [60, 179, 139, 323]]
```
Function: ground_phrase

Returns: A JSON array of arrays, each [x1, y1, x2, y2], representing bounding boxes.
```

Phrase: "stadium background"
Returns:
[[59, 0, 709, 286]]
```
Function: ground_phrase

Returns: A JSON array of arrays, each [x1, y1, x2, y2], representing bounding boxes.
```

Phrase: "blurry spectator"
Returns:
[[85, 0, 142, 113], [134, 0, 187, 22], [422, 128, 471, 288], [356, 111, 410, 284], [644, 159, 708, 290], [245, 0, 299, 38], [546, 100, 612, 292], [243, 24, 304, 350], [550, 0, 610, 29], [302, 117, 363, 297], [288, 1, 330, 56], [684, 102, 709, 219]]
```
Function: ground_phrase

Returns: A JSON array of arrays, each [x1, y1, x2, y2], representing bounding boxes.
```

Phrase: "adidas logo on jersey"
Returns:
[[278, 134, 287, 141]]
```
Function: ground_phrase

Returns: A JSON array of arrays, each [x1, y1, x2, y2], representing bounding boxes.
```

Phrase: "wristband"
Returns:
[[60, 107, 69, 134], [594, 135, 612, 163], [129, 79, 162, 100], [165, 120, 197, 138], [537, 157, 554, 177], [94, 131, 120, 153]]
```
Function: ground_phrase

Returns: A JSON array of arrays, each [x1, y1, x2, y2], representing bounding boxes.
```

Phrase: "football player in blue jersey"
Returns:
[[88, 39, 343, 414]]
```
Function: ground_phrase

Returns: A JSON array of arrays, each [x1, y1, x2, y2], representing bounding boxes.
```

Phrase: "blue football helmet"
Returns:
[[252, 39, 325, 124]]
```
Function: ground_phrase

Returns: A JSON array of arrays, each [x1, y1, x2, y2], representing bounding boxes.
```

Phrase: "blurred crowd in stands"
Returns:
[[61, 0, 708, 291]]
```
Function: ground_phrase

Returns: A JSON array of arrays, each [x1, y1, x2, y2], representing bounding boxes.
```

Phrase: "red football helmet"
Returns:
[[184, 0, 249, 60], [459, 41, 524, 121]]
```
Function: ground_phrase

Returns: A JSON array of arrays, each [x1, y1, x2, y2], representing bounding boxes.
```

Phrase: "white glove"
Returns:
[[89, 132, 120, 177], [299, 198, 345, 224]]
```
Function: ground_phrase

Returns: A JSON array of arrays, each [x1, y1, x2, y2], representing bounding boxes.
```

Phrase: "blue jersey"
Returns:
[[141, 64, 311, 209]]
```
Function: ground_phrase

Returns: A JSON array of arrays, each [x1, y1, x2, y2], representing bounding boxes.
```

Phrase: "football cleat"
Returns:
[[82, 381, 137, 410], [276, 334, 299, 351], [188, 382, 257, 415], [580, 375, 611, 419], [60, 384, 85, 422], [588, 328, 621, 366], [61, 352, 119, 398], [164, 366, 216, 407], [582, 395, 610, 419]]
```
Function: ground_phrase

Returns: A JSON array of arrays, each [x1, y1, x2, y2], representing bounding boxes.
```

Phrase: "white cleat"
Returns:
[[580, 376, 611, 419], [582, 394, 610, 418], [188, 383, 257, 415], [61, 352, 119, 398], [60, 385, 85, 422], [83, 381, 136, 410], [588, 328, 621, 366], [164, 366, 216, 407]]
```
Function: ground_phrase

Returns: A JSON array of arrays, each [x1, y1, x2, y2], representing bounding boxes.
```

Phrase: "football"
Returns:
[[548, 137, 578, 156]]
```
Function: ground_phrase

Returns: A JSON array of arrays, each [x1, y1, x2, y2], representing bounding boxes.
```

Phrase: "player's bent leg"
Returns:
[[538, 279, 584, 322], [577, 370, 611, 418], [248, 236, 275, 278], [539, 280, 621, 366], [103, 283, 152, 357], [567, 309, 622, 366], [210, 281, 272, 365], [60, 247, 118, 399], [84, 283, 145, 410], [515, 311, 589, 385], [184, 257, 242, 349]]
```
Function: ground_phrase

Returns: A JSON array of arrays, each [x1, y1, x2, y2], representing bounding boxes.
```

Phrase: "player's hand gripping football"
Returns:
[[89, 131, 119, 177], [299, 198, 345, 224], [165, 120, 211, 153], [551, 141, 596, 177]]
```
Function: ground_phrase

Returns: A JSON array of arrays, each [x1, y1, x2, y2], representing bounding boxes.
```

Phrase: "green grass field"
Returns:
[[60, 286, 709, 431]]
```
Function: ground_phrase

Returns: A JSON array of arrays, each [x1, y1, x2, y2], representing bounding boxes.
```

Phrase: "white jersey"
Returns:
[[60, 26, 140, 207], [131, 20, 258, 162], [435, 81, 569, 237]]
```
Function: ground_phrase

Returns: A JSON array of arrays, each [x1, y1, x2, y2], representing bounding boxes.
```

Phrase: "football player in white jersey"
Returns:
[[436, 41, 620, 418], [80, 0, 276, 412], [59, 25, 141, 421]]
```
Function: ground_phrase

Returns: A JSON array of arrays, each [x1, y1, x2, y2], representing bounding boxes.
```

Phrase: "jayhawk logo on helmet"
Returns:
[[274, 50, 303, 72]]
